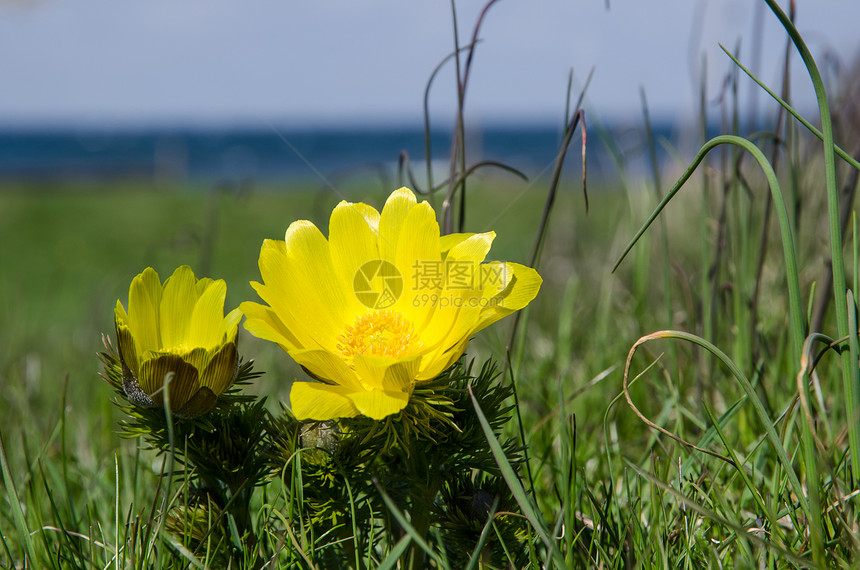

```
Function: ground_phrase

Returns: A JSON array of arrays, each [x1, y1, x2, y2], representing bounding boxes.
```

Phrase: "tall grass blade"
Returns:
[[762, 0, 859, 500], [613, 134, 804, 358], [719, 47, 860, 172], [701, 402, 783, 543], [376, 535, 412, 570], [0, 432, 39, 567], [372, 479, 447, 570], [468, 385, 566, 568], [113, 453, 119, 570], [462, 497, 499, 570], [161, 529, 207, 569], [0, 432, 38, 566]]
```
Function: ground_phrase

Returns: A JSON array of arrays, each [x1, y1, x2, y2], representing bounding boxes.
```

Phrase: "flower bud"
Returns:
[[115, 266, 242, 417]]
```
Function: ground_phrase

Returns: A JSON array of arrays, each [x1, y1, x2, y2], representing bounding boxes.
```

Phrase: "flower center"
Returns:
[[163, 344, 192, 355], [337, 310, 420, 363]]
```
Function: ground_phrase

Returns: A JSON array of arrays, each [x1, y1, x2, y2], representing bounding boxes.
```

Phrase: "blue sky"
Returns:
[[1, 1, 858, 128]]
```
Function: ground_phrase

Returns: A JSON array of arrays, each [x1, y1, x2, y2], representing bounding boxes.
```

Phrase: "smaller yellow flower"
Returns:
[[114, 266, 242, 418]]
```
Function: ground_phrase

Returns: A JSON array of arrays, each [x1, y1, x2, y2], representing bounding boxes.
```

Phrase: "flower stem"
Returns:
[[406, 464, 441, 570]]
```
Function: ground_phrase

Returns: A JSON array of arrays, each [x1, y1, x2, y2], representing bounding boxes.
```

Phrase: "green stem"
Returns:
[[229, 485, 260, 568], [406, 477, 440, 570], [403, 446, 442, 570]]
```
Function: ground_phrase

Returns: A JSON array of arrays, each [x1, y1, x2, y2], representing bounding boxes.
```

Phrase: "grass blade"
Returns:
[[376, 535, 413, 570], [762, 0, 857, 506], [612, 135, 803, 362], [625, 461, 808, 565], [372, 479, 447, 570], [0, 432, 38, 566], [468, 385, 566, 568], [622, 330, 809, 517], [463, 496, 499, 570]]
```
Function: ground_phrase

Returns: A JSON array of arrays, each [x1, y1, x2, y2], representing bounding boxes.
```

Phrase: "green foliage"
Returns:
[[90, 345, 532, 568], [99, 336, 274, 566], [264, 359, 531, 568]]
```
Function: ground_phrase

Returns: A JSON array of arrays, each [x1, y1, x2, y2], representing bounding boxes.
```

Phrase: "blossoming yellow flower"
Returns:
[[115, 266, 242, 418], [241, 187, 541, 421]]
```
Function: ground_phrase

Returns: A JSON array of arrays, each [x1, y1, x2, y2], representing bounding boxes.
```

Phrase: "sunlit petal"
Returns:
[[282, 221, 355, 350], [239, 301, 304, 351], [329, 201, 382, 305], [439, 232, 476, 255], [290, 382, 361, 420], [128, 268, 163, 353], [352, 353, 421, 393], [349, 389, 410, 420], [160, 266, 197, 348], [290, 348, 364, 391], [378, 187, 418, 260], [473, 262, 543, 333], [187, 279, 228, 347], [392, 201, 441, 316]]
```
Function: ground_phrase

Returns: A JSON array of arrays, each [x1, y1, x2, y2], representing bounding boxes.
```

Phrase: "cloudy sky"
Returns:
[[1, 0, 858, 128]]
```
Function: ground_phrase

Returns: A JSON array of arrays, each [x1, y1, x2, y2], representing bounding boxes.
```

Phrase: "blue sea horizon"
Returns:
[[0, 120, 709, 187]]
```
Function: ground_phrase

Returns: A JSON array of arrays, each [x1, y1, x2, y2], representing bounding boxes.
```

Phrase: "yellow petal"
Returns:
[[269, 223, 354, 351], [392, 201, 441, 304], [328, 200, 382, 312], [352, 353, 420, 393], [195, 277, 214, 297], [290, 382, 361, 420], [127, 268, 163, 353], [159, 266, 197, 349], [199, 342, 238, 396], [378, 187, 418, 261], [473, 262, 542, 333], [418, 334, 471, 380], [180, 346, 211, 376], [114, 299, 129, 325], [349, 389, 410, 420], [115, 323, 141, 380], [289, 348, 364, 391], [240, 301, 305, 351], [417, 232, 499, 348], [445, 231, 495, 264], [187, 278, 228, 348], [219, 308, 242, 342], [253, 240, 322, 349], [436, 233, 496, 317], [439, 232, 476, 255]]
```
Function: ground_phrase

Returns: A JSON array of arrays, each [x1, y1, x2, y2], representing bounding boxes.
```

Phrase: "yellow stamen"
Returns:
[[337, 310, 420, 362]]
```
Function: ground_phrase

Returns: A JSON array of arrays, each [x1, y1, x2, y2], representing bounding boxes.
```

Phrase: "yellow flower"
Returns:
[[115, 266, 242, 418], [241, 187, 541, 421]]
